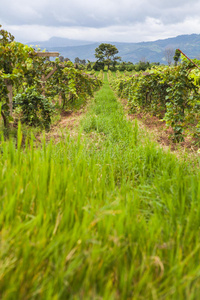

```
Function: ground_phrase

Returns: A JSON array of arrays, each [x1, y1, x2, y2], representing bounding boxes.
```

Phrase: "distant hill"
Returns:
[[27, 36, 93, 48], [28, 34, 200, 64]]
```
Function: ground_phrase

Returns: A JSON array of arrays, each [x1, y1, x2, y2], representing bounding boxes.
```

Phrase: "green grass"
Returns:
[[0, 73, 200, 299]]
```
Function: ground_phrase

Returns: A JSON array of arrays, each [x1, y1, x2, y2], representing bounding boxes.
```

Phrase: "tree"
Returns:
[[135, 61, 150, 72], [59, 55, 64, 62], [95, 43, 121, 70], [74, 57, 80, 64], [93, 60, 105, 71], [174, 49, 181, 66], [80, 59, 86, 66], [164, 47, 174, 66]]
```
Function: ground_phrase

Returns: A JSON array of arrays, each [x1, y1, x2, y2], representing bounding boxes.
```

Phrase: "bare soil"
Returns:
[[121, 98, 199, 156], [38, 96, 199, 160], [37, 109, 85, 143]]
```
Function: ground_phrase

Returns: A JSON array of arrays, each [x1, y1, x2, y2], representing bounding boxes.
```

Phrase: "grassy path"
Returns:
[[0, 74, 200, 299]]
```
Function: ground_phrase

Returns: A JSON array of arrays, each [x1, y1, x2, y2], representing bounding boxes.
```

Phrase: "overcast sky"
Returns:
[[0, 0, 200, 43]]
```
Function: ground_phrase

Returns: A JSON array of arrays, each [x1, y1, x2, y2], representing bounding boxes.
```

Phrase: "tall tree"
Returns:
[[74, 57, 80, 64], [95, 43, 121, 70], [164, 47, 174, 66]]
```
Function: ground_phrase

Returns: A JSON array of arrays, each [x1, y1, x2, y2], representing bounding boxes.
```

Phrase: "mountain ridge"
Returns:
[[27, 36, 94, 48], [27, 34, 200, 63]]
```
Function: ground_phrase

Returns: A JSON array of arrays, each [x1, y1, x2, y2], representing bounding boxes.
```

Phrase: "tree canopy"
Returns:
[[94, 43, 121, 70]]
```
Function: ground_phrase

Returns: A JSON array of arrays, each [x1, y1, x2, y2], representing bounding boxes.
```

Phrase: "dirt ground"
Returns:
[[128, 112, 198, 151], [120, 98, 199, 155], [42, 109, 85, 143], [42, 98, 199, 159]]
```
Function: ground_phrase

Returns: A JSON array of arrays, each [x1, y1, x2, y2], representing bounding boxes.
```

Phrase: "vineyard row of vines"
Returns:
[[108, 56, 200, 143], [0, 25, 103, 130]]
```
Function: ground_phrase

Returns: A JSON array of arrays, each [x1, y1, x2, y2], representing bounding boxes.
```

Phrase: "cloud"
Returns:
[[0, 0, 200, 42], [1, 0, 200, 27]]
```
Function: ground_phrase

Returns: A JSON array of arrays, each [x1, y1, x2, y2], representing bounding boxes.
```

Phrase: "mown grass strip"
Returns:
[[0, 73, 200, 299]]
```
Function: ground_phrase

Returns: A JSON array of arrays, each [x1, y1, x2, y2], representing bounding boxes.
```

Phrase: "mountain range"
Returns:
[[28, 34, 200, 64]]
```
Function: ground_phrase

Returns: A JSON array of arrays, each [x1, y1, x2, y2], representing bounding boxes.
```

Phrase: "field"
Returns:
[[0, 73, 200, 299]]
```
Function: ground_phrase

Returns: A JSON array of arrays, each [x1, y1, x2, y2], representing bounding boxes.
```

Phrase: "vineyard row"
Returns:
[[108, 59, 200, 142]]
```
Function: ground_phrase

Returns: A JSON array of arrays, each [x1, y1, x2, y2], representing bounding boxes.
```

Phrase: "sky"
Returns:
[[0, 0, 200, 43]]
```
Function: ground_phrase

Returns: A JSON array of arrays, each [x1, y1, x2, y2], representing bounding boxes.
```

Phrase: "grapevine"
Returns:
[[0, 26, 102, 129], [109, 61, 200, 142]]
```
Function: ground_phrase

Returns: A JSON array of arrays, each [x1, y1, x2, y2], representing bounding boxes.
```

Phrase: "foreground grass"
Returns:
[[0, 74, 200, 299]]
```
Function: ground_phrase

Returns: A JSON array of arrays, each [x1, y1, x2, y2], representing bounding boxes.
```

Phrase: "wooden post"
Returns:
[[33, 52, 59, 96], [35, 52, 59, 58], [59, 93, 62, 106], [41, 75, 46, 96], [40, 67, 58, 96], [5, 81, 13, 116], [7, 84, 13, 116], [43, 67, 58, 81], [178, 49, 200, 70]]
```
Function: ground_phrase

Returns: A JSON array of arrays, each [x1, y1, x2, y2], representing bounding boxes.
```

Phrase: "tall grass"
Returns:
[[0, 73, 200, 299]]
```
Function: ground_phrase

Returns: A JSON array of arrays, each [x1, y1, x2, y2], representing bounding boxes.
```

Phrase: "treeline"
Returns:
[[68, 58, 160, 72], [66, 43, 160, 72]]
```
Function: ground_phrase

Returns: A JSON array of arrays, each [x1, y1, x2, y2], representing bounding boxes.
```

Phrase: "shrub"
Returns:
[[14, 86, 54, 129]]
